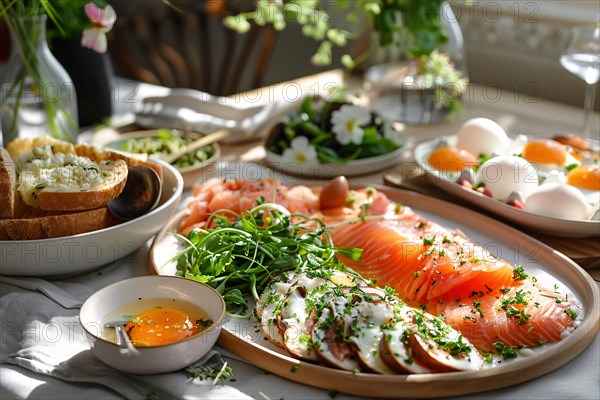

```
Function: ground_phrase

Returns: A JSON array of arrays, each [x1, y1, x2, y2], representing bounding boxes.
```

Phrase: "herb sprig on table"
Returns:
[[171, 202, 363, 318]]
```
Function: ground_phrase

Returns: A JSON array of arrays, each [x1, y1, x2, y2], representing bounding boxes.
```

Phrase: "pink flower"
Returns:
[[81, 3, 117, 53]]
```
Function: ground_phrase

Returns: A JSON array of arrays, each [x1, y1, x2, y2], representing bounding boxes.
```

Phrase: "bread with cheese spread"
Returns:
[[1, 135, 164, 240], [8, 136, 128, 211]]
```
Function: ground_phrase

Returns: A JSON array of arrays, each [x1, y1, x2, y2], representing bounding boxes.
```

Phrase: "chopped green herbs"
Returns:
[[423, 237, 436, 245], [121, 129, 216, 169], [512, 265, 528, 281], [493, 342, 517, 359], [565, 309, 578, 320], [185, 363, 233, 382]]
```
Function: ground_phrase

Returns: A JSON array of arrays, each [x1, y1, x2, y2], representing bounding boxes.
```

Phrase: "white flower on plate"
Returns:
[[331, 105, 371, 145], [282, 136, 318, 166], [382, 119, 406, 147]]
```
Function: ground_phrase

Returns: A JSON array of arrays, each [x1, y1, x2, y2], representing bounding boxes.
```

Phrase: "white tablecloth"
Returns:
[[1, 237, 599, 400]]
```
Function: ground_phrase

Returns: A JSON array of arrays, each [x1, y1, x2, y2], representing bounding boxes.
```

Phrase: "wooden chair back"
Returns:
[[108, 1, 277, 96]]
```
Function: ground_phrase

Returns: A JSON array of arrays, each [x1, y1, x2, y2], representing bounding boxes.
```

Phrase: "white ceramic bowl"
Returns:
[[0, 161, 184, 277], [94, 129, 221, 189], [79, 275, 225, 375]]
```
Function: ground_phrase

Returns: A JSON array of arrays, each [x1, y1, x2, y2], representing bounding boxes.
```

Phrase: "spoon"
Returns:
[[108, 166, 162, 220], [162, 129, 230, 164], [104, 320, 141, 357]]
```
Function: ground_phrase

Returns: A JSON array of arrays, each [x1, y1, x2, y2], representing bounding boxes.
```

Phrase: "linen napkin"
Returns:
[[0, 281, 251, 400], [134, 88, 303, 144]]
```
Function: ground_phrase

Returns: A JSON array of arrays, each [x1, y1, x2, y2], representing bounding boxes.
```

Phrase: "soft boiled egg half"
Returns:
[[427, 146, 478, 173], [521, 139, 580, 174], [525, 183, 591, 220], [124, 308, 201, 346], [566, 164, 600, 205]]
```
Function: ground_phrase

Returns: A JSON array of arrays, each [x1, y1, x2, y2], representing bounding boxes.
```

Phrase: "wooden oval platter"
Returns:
[[148, 170, 599, 398]]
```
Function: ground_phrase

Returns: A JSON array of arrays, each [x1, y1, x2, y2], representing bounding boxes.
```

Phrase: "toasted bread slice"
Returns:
[[7, 135, 75, 159], [0, 147, 16, 219], [0, 207, 119, 240], [75, 143, 164, 181], [9, 136, 129, 211]]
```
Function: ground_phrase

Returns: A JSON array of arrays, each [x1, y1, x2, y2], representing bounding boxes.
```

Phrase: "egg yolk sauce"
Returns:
[[124, 308, 209, 346]]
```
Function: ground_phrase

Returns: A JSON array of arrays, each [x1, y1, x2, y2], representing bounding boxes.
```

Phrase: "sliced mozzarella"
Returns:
[[312, 307, 360, 371], [348, 301, 396, 374], [405, 310, 483, 372], [256, 271, 297, 319], [257, 271, 299, 347], [280, 283, 327, 361], [380, 322, 432, 374]]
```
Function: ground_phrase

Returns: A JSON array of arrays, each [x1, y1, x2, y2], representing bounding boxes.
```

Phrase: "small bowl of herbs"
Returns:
[[101, 129, 221, 188], [264, 97, 409, 178]]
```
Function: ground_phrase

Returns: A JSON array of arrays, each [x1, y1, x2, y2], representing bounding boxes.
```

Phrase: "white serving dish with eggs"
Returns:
[[413, 118, 599, 237], [79, 276, 225, 375]]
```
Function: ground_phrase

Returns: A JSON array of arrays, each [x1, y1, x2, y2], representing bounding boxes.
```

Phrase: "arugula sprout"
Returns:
[[170, 202, 362, 318]]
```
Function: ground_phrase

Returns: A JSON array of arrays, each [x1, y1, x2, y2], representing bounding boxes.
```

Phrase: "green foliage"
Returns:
[[223, 0, 448, 68], [0, 0, 106, 38]]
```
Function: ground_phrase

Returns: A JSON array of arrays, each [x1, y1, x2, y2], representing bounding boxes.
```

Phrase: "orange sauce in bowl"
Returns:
[[101, 298, 213, 347], [124, 308, 201, 346]]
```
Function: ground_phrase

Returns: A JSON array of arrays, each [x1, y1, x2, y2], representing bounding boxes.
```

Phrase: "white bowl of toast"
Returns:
[[0, 136, 183, 277]]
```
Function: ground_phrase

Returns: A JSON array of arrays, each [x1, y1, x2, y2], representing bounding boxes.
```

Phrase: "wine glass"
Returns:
[[560, 25, 600, 139]]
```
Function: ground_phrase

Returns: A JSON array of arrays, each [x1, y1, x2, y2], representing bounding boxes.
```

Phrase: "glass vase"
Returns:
[[1, 15, 78, 147], [364, 1, 467, 125]]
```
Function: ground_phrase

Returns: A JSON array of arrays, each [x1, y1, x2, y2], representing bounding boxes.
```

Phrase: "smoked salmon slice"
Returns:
[[442, 281, 577, 352], [330, 211, 516, 316], [328, 190, 578, 352]]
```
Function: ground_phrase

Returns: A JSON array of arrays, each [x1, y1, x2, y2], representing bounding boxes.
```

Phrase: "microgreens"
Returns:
[[169, 203, 362, 318]]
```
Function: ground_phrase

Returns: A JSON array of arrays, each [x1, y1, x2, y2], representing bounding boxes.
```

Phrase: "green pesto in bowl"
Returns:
[[120, 129, 216, 169]]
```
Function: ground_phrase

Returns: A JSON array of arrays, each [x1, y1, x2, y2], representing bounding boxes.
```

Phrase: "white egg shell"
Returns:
[[476, 155, 539, 201], [542, 170, 566, 185], [525, 183, 591, 220], [578, 188, 600, 206], [456, 118, 509, 157]]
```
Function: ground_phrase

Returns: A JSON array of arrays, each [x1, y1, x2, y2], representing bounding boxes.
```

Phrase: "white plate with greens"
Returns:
[[263, 98, 410, 178], [93, 128, 220, 189]]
